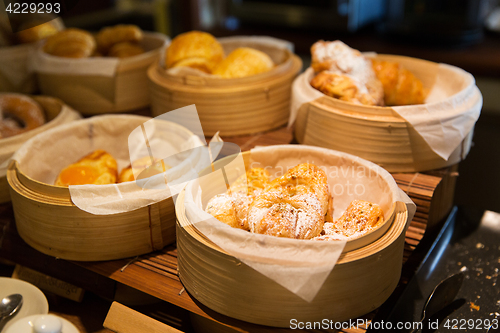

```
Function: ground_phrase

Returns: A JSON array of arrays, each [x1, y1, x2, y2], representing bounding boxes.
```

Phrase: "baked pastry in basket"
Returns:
[[166, 31, 224, 73], [55, 150, 118, 186], [206, 167, 270, 230], [0, 94, 45, 139], [213, 47, 274, 78], [118, 156, 170, 183], [43, 28, 96, 58], [371, 59, 427, 106], [310, 40, 384, 106], [96, 24, 143, 55]]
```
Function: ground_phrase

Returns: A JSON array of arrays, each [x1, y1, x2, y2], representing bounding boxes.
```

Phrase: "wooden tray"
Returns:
[[0, 126, 457, 332]]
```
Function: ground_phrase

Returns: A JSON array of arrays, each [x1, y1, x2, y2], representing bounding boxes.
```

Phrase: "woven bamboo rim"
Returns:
[[148, 41, 302, 137], [294, 54, 476, 173], [175, 149, 409, 327], [0, 95, 80, 203]]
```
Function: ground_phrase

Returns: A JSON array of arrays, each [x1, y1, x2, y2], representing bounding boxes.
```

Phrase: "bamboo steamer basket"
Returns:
[[0, 95, 81, 203], [176, 147, 410, 327], [35, 32, 168, 115], [6, 114, 197, 261], [148, 37, 303, 137], [293, 54, 480, 173]]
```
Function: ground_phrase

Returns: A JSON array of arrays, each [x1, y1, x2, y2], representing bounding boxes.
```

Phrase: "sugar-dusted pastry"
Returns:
[[206, 167, 270, 230], [118, 156, 170, 183], [213, 47, 274, 78], [166, 31, 224, 73], [96, 24, 143, 54], [55, 150, 118, 186], [310, 71, 383, 106], [328, 200, 384, 238], [16, 20, 60, 44], [371, 59, 427, 106], [107, 41, 145, 58], [0, 94, 45, 139], [310, 40, 384, 106], [248, 163, 329, 239], [43, 28, 96, 58]]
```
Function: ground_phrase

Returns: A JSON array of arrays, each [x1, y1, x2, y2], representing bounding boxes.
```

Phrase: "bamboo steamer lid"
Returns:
[[0, 95, 81, 203], [293, 54, 481, 173], [6, 114, 199, 261], [175, 147, 411, 327], [148, 37, 303, 137]]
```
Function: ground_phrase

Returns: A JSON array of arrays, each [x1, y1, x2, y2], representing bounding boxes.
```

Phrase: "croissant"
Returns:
[[248, 163, 329, 239], [372, 59, 427, 106]]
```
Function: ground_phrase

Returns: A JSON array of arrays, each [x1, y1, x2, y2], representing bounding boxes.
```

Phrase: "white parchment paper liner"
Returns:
[[31, 32, 169, 77], [183, 145, 415, 302], [158, 35, 294, 77], [0, 102, 81, 178], [289, 63, 482, 161], [12, 113, 209, 215]]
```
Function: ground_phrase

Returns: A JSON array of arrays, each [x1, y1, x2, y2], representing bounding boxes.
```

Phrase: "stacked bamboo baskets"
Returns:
[[293, 54, 481, 173], [0, 95, 81, 203], [148, 37, 303, 136], [6, 114, 198, 261], [35, 32, 168, 115], [175, 146, 411, 327]]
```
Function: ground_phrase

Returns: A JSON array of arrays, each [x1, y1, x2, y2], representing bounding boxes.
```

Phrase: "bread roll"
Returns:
[[16, 20, 59, 44], [43, 28, 96, 58], [166, 31, 224, 73], [96, 24, 143, 54], [213, 47, 274, 78]]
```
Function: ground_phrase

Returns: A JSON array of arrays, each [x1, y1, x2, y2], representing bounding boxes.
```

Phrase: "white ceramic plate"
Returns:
[[0, 277, 48, 332], [4, 314, 79, 333]]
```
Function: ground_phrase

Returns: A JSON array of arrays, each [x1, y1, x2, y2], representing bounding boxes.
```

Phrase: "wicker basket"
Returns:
[[0, 95, 81, 203], [175, 146, 411, 327], [148, 37, 302, 137]]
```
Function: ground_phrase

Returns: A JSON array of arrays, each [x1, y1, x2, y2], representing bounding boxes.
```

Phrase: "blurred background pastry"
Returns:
[[165, 30, 224, 73], [213, 47, 274, 78], [96, 24, 143, 55], [0, 93, 45, 138], [107, 41, 145, 58], [15, 20, 60, 44], [43, 28, 96, 58]]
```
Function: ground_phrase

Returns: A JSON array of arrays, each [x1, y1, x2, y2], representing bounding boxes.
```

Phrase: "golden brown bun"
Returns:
[[249, 163, 329, 239], [55, 150, 118, 186], [96, 24, 143, 54], [107, 42, 145, 58], [372, 59, 427, 106], [43, 28, 96, 58], [166, 31, 224, 73], [118, 156, 169, 183], [16, 20, 59, 44], [330, 200, 384, 238], [213, 47, 274, 78], [0, 94, 45, 139], [229, 167, 270, 195], [310, 71, 384, 106]]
